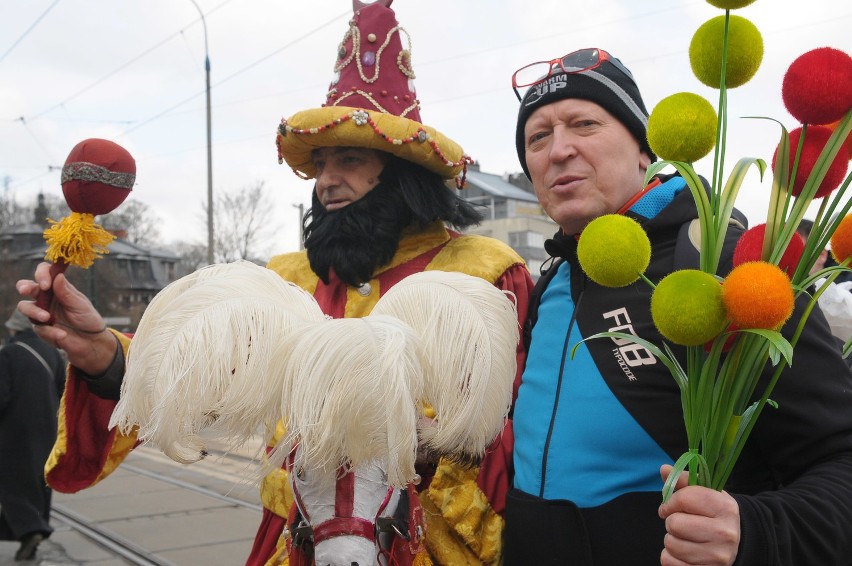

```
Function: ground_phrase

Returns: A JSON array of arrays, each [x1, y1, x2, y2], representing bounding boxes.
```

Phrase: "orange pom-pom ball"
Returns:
[[647, 92, 717, 162], [733, 224, 805, 276], [722, 262, 794, 330], [830, 214, 852, 265], [706, 0, 756, 7], [690, 15, 763, 89], [651, 270, 727, 346], [782, 48, 852, 126], [772, 126, 850, 198]]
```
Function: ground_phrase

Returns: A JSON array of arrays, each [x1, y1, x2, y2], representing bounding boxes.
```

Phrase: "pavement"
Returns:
[[0, 440, 267, 566]]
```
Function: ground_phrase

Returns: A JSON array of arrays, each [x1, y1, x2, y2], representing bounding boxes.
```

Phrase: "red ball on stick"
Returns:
[[61, 138, 136, 214], [733, 224, 805, 276], [782, 47, 852, 126], [35, 139, 136, 324], [772, 126, 849, 199]]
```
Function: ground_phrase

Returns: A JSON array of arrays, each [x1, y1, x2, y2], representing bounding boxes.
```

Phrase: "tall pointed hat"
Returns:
[[276, 0, 472, 184]]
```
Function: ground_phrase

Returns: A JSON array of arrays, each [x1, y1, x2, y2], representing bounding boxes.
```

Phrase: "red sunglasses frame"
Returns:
[[512, 48, 632, 101]]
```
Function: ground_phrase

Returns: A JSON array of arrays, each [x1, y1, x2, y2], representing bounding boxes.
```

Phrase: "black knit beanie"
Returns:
[[515, 54, 656, 179]]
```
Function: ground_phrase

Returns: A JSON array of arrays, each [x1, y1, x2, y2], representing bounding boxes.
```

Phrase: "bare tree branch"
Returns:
[[209, 181, 275, 263], [99, 199, 162, 246]]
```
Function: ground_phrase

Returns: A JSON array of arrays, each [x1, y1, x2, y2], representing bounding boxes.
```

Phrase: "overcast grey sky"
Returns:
[[1, 0, 849, 255]]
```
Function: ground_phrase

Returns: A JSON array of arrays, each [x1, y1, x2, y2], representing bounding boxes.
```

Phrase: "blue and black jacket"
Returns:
[[505, 173, 852, 566]]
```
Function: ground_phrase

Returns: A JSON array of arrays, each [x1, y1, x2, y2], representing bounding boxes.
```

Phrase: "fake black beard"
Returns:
[[304, 180, 412, 287]]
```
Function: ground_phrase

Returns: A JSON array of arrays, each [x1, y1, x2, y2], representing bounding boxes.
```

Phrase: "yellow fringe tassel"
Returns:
[[412, 550, 435, 566], [43, 212, 115, 268]]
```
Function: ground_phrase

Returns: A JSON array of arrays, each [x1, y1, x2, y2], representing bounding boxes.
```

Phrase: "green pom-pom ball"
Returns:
[[648, 92, 718, 162], [690, 15, 763, 89], [651, 270, 727, 346], [706, 0, 756, 8], [577, 214, 651, 287]]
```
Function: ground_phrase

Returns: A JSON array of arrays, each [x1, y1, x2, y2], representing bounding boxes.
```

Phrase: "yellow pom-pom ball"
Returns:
[[831, 214, 852, 265], [706, 0, 757, 8], [690, 15, 763, 89], [651, 270, 727, 346], [722, 262, 794, 330], [648, 92, 718, 162], [577, 214, 651, 287]]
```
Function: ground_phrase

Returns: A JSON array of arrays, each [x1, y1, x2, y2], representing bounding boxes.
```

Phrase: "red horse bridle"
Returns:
[[287, 464, 425, 566]]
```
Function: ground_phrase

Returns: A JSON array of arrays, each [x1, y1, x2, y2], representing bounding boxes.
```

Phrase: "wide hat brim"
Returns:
[[276, 106, 468, 180]]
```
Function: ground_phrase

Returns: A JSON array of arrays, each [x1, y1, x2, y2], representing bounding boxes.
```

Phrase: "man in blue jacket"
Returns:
[[505, 47, 852, 565]]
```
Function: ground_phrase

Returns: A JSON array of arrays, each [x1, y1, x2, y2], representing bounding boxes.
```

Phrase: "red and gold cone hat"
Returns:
[[276, 0, 471, 182]]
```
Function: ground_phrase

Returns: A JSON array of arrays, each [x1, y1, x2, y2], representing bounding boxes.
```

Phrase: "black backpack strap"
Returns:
[[672, 215, 747, 274], [673, 219, 703, 271]]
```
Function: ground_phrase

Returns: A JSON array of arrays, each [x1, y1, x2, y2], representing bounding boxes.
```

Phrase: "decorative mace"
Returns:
[[35, 138, 136, 324]]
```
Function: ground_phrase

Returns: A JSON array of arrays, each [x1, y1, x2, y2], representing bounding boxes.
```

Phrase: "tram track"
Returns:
[[51, 504, 176, 566], [121, 462, 262, 512], [46, 442, 265, 565]]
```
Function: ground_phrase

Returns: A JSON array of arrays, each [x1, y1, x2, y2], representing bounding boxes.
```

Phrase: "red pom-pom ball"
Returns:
[[61, 138, 136, 215], [782, 47, 852, 125], [733, 224, 804, 276], [772, 126, 849, 198]]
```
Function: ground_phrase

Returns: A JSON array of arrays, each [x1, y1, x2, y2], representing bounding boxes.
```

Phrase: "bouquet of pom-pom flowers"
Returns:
[[574, 0, 851, 500]]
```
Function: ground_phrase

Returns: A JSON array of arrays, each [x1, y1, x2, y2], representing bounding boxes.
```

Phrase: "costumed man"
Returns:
[[16, 2, 533, 565], [0, 308, 66, 561]]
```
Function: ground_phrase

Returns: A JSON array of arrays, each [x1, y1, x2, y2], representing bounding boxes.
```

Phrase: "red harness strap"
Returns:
[[288, 466, 425, 565], [312, 517, 377, 544], [404, 484, 425, 555]]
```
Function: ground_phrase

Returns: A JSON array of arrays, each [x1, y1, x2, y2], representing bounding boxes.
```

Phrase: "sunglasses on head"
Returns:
[[512, 47, 634, 102]]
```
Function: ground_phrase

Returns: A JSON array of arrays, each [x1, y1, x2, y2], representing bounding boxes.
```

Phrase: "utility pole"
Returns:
[[187, 0, 214, 265]]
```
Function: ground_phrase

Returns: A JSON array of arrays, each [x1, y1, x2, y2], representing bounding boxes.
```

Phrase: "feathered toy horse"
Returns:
[[110, 262, 519, 566]]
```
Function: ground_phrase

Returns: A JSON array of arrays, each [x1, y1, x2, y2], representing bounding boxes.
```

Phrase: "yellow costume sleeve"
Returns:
[[259, 421, 296, 519]]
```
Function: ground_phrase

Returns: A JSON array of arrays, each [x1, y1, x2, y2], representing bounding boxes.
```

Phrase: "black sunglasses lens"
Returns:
[[561, 48, 601, 71]]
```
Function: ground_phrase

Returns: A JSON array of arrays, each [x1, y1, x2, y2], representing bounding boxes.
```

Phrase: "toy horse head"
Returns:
[[286, 459, 424, 566]]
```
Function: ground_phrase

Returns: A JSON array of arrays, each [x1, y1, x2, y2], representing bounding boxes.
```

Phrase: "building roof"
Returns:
[[107, 239, 180, 261], [1, 223, 179, 261], [464, 169, 539, 203], [0, 223, 45, 235]]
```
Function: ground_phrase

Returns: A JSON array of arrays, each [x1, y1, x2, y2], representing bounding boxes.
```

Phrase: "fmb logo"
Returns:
[[602, 307, 656, 381]]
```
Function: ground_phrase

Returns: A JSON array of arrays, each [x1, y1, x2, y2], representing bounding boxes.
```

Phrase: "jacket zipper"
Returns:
[[538, 270, 586, 497]]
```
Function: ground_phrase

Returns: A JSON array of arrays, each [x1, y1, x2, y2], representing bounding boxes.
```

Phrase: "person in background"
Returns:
[[796, 218, 852, 347], [504, 47, 852, 565], [17, 3, 533, 564], [0, 308, 66, 562]]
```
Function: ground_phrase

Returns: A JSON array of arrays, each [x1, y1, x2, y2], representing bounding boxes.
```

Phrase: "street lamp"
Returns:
[[187, 0, 214, 265]]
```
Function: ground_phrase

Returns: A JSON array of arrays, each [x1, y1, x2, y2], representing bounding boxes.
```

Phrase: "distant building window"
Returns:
[[509, 231, 545, 249], [131, 260, 150, 280]]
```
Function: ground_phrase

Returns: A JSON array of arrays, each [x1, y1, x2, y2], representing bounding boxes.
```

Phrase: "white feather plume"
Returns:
[[109, 261, 325, 463], [270, 315, 424, 488], [371, 270, 519, 460]]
